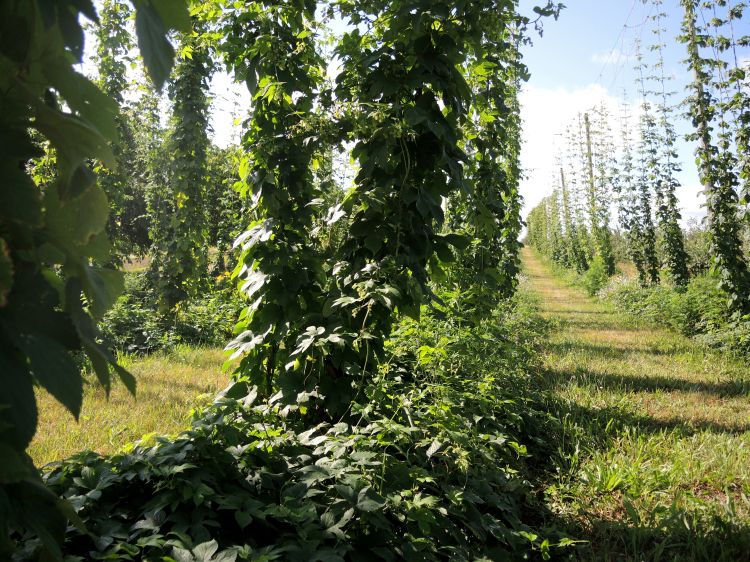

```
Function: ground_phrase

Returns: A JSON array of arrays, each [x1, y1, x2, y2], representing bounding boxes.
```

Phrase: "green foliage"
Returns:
[[217, 0, 335, 408], [633, 50, 661, 287], [100, 272, 242, 354], [583, 112, 615, 276], [601, 272, 750, 356], [206, 145, 245, 275], [0, 0, 188, 557], [649, 0, 690, 287], [445, 32, 526, 318], [680, 0, 750, 315], [150, 19, 214, 310], [17, 300, 570, 561], [93, 0, 153, 258], [2, 0, 565, 556], [581, 255, 609, 297], [526, 110, 617, 285], [217, 0, 550, 418]]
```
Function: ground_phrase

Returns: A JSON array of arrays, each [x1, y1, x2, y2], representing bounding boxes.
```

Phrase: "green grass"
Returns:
[[30, 345, 232, 466], [522, 248, 750, 561]]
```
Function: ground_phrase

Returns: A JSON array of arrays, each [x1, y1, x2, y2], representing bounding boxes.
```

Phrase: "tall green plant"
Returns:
[[583, 111, 616, 275], [150, 20, 213, 310], [648, 1, 690, 287], [218, 0, 553, 418], [681, 0, 750, 314], [206, 144, 244, 275], [217, 1, 333, 409], [634, 44, 661, 286], [527, 187, 566, 265], [562, 138, 589, 272], [727, 6, 750, 221], [93, 0, 152, 257], [447, 22, 527, 317]]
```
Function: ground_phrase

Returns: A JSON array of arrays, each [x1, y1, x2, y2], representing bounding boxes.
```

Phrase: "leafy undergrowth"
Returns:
[[524, 249, 750, 561], [599, 272, 750, 358], [14, 297, 575, 561], [100, 272, 244, 354]]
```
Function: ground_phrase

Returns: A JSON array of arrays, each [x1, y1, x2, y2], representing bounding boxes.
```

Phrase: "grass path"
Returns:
[[521, 248, 750, 561]]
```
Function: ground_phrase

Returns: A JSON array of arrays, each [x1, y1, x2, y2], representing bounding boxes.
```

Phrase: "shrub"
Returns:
[[599, 272, 748, 355], [581, 255, 610, 296], [100, 272, 243, 354], [683, 219, 712, 276]]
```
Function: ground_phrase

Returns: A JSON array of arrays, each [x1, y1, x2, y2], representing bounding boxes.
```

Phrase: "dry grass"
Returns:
[[29, 346, 232, 466], [523, 248, 750, 560]]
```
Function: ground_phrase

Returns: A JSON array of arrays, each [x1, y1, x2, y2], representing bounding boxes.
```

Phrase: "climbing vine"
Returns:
[[649, 0, 690, 287], [583, 110, 616, 275], [93, 0, 151, 257], [150, 19, 214, 310], [218, 0, 332, 410], [217, 0, 558, 417], [680, 0, 750, 314], [446, 13, 527, 317]]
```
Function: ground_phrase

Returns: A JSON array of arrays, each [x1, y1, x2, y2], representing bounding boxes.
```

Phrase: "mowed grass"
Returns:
[[522, 248, 750, 561], [30, 346, 231, 466]]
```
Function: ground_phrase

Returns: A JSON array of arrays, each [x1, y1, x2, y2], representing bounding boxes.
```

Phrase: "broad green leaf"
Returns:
[[13, 479, 67, 560], [0, 238, 13, 307], [16, 333, 83, 419], [80, 265, 124, 320], [42, 61, 119, 143], [0, 353, 37, 450], [32, 101, 115, 170], [0, 442, 31, 483], [135, 2, 176, 89], [0, 165, 43, 226], [152, 1, 191, 32], [45, 184, 109, 251], [66, 279, 135, 396]]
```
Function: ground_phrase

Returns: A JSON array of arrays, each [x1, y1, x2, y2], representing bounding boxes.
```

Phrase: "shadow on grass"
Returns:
[[521, 250, 750, 560], [546, 309, 615, 316], [542, 363, 750, 400], [523, 378, 750, 561], [556, 319, 656, 332], [545, 341, 694, 360], [541, 511, 750, 562]]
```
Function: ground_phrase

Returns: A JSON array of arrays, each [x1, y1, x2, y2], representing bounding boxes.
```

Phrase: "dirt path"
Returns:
[[521, 247, 750, 560]]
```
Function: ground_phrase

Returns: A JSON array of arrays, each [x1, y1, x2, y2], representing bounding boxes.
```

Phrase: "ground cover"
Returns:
[[523, 248, 750, 560]]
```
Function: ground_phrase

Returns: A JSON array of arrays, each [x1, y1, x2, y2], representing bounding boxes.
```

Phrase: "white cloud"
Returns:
[[519, 83, 623, 215], [590, 48, 636, 66]]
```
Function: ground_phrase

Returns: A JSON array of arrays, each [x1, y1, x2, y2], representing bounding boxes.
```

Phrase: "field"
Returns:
[[523, 248, 750, 560], [29, 347, 231, 466], [29, 250, 750, 560]]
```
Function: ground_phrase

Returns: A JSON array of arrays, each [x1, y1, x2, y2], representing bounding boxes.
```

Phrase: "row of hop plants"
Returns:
[[34, 0, 246, 314], [1, 0, 568, 559], [527, 0, 750, 314]]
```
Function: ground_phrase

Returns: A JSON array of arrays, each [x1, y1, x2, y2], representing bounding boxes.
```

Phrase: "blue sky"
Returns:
[[517, 0, 707, 224]]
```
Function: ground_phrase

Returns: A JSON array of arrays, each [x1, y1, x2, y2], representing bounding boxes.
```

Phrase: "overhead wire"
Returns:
[[595, 1, 659, 98]]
